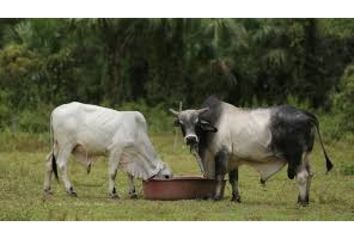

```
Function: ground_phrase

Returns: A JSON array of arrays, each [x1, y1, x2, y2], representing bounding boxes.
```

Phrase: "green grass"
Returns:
[[0, 132, 354, 220]]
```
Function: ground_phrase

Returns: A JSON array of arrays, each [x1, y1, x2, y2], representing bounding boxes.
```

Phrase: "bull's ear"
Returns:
[[196, 107, 209, 116], [173, 118, 180, 127], [198, 120, 217, 132]]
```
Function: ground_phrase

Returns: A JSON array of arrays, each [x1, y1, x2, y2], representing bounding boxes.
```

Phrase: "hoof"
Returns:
[[68, 191, 78, 197], [260, 178, 266, 187], [213, 195, 223, 201], [129, 193, 138, 199], [297, 196, 309, 206], [68, 190, 78, 197], [87, 163, 91, 174], [231, 194, 241, 203], [109, 193, 119, 199], [298, 201, 309, 207], [109, 187, 119, 199], [68, 187, 78, 197], [43, 187, 53, 195]]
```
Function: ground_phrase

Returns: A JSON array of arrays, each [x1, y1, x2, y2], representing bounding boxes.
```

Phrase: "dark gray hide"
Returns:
[[270, 105, 318, 179]]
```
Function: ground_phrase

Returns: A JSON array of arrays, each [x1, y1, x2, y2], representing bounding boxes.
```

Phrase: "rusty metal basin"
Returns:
[[142, 176, 226, 200]]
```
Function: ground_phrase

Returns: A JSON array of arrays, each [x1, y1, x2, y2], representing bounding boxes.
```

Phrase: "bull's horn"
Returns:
[[169, 108, 180, 116], [192, 150, 205, 176], [196, 155, 205, 176], [196, 107, 209, 115]]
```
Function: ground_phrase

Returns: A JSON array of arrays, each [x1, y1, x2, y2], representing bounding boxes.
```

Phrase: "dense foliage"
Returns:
[[0, 19, 353, 134]]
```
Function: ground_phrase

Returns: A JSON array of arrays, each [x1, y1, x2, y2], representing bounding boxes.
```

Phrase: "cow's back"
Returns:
[[51, 102, 146, 154]]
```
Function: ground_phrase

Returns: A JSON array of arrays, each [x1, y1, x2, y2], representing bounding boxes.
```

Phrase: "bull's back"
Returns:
[[268, 105, 316, 157], [214, 104, 273, 160]]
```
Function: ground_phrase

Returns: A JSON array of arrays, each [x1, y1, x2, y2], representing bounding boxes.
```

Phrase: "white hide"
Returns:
[[51, 102, 166, 180], [207, 102, 286, 178]]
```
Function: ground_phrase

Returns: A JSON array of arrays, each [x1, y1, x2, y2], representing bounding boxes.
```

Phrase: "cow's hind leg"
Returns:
[[57, 146, 77, 197], [72, 145, 92, 174], [229, 168, 241, 202], [127, 173, 138, 199], [108, 149, 122, 199], [214, 149, 228, 201], [43, 152, 54, 195], [296, 152, 312, 206]]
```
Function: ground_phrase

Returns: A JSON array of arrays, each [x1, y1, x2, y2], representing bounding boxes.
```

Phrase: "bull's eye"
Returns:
[[196, 120, 203, 127]]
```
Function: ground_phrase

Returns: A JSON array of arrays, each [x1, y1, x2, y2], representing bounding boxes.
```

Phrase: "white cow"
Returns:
[[43, 102, 172, 198]]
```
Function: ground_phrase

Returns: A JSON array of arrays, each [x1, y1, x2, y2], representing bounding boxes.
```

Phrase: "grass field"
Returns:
[[0, 132, 354, 220]]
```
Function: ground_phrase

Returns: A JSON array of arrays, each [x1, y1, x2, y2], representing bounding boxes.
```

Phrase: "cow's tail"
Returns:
[[49, 113, 59, 180], [51, 152, 58, 180], [305, 111, 333, 173]]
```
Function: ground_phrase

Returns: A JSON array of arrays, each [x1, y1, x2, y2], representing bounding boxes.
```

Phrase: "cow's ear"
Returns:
[[198, 120, 217, 132]]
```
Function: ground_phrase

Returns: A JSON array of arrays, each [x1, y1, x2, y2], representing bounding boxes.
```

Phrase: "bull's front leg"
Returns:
[[229, 168, 241, 202], [214, 150, 228, 201]]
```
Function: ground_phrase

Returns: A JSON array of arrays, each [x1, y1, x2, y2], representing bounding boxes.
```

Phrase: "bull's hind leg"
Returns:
[[296, 152, 312, 206], [57, 146, 77, 197], [107, 149, 122, 199], [214, 150, 228, 201], [305, 162, 313, 203], [229, 168, 241, 202], [127, 173, 138, 199]]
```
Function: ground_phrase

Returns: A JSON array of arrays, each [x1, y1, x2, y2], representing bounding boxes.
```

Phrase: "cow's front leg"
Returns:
[[108, 150, 121, 199], [127, 173, 138, 199], [214, 150, 228, 201], [229, 168, 241, 202]]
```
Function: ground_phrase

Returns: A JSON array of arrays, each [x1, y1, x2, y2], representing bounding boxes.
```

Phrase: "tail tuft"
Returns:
[[52, 154, 59, 180], [325, 154, 333, 173]]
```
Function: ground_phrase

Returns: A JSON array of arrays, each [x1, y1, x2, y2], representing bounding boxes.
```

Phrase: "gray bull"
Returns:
[[170, 96, 333, 205]]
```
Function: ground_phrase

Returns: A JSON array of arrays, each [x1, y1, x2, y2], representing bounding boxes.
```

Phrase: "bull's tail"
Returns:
[[305, 111, 333, 173], [49, 112, 59, 180]]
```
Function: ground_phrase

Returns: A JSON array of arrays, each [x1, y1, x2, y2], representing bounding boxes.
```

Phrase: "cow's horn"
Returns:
[[197, 107, 209, 115], [169, 108, 180, 116]]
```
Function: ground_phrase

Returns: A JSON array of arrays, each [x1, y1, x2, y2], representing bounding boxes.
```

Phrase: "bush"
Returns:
[[0, 44, 43, 110], [0, 101, 52, 134], [17, 103, 53, 133], [0, 100, 174, 135], [332, 64, 354, 132], [342, 165, 354, 176], [0, 90, 12, 128], [0, 128, 48, 152], [117, 99, 173, 133]]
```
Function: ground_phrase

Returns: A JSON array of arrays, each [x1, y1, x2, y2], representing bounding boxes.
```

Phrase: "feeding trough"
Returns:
[[143, 176, 226, 200]]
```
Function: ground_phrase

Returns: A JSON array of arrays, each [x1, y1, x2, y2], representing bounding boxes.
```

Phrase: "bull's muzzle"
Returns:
[[185, 135, 198, 145]]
